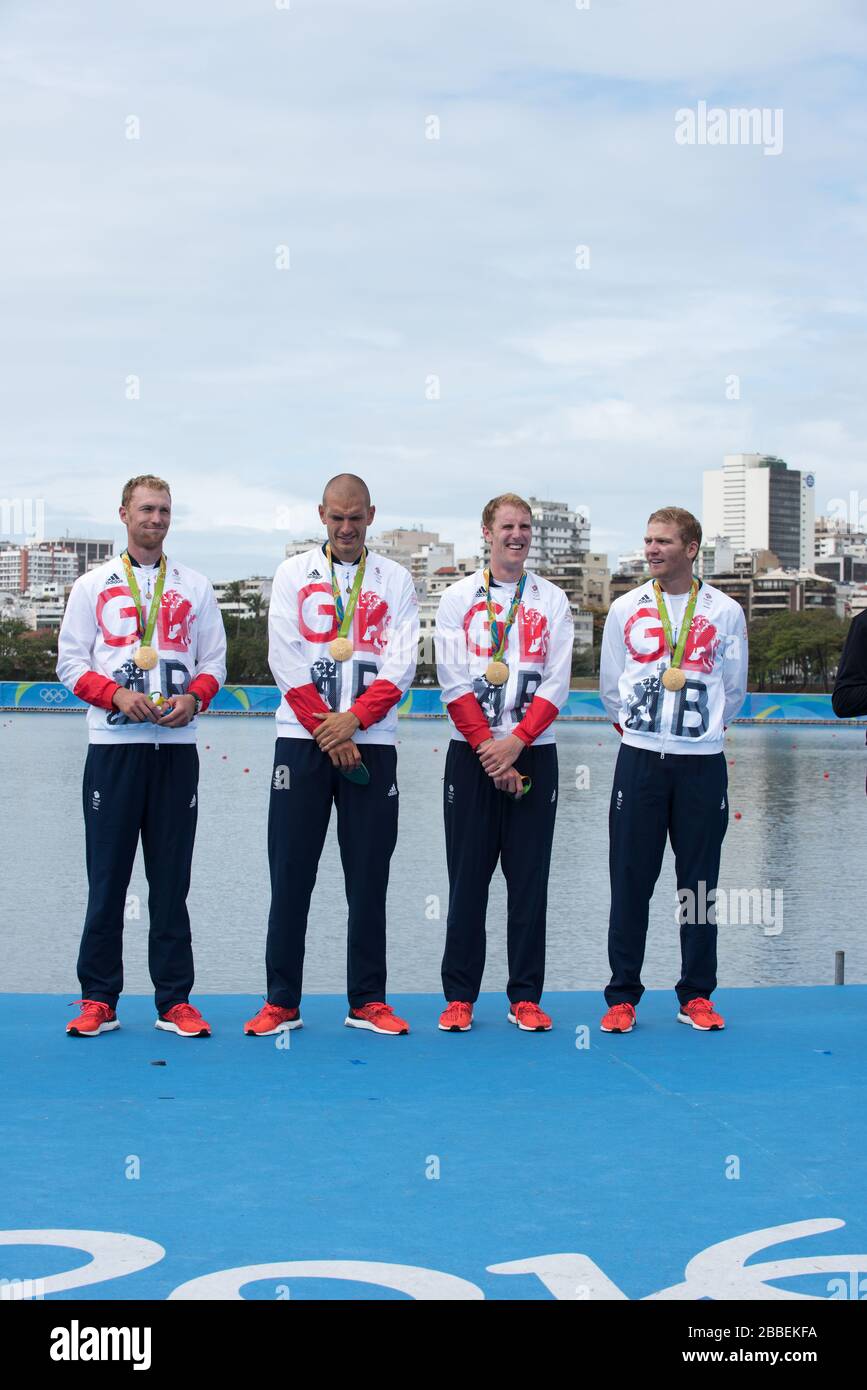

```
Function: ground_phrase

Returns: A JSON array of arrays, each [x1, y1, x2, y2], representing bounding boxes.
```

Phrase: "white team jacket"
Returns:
[[435, 569, 574, 747], [57, 554, 227, 744], [268, 545, 419, 745], [599, 579, 748, 756]]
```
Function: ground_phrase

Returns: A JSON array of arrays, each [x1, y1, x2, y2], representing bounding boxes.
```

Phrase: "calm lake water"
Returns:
[[2, 715, 865, 997]]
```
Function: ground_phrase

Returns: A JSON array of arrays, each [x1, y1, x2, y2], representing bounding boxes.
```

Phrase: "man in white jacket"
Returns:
[[245, 474, 419, 1038], [434, 493, 574, 1033], [57, 476, 227, 1038], [598, 507, 748, 1033]]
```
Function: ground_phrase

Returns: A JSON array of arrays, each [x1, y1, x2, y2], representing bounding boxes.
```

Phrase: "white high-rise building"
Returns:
[[0, 544, 79, 594], [702, 454, 815, 570]]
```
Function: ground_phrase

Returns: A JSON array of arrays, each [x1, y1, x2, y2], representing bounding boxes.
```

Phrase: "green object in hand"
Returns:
[[339, 762, 370, 785]]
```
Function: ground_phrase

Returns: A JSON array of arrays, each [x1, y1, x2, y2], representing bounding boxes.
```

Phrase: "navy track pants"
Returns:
[[441, 738, 558, 1005], [77, 743, 199, 1012], [606, 742, 729, 1007], [265, 739, 399, 1010]]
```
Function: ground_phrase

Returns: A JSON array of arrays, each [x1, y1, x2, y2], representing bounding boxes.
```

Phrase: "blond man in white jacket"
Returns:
[[598, 507, 748, 1035]]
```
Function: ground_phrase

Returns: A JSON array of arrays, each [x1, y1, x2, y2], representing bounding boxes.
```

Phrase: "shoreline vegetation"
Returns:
[[0, 607, 850, 695]]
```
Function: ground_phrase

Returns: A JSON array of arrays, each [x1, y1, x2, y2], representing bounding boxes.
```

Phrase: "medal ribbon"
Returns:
[[484, 569, 527, 660], [121, 551, 166, 647], [326, 544, 367, 638], [653, 577, 701, 670]]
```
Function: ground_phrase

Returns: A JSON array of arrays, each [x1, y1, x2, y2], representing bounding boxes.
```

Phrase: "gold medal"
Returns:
[[122, 553, 166, 672], [483, 570, 525, 690], [653, 578, 701, 697], [661, 666, 687, 691], [485, 660, 509, 686], [330, 637, 354, 662], [134, 644, 158, 670]]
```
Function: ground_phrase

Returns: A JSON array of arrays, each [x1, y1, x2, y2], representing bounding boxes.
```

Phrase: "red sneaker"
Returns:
[[244, 1003, 303, 1035], [600, 1002, 636, 1033], [439, 1001, 473, 1032], [677, 998, 725, 1031], [508, 1001, 552, 1032], [155, 1003, 211, 1037], [67, 1000, 119, 1037], [345, 1003, 409, 1035]]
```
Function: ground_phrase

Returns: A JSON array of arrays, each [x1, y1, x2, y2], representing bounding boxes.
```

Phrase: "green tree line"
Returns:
[[747, 610, 848, 692]]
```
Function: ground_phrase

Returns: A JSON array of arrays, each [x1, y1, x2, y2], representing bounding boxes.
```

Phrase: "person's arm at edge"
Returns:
[[721, 601, 749, 728], [832, 614, 867, 719]]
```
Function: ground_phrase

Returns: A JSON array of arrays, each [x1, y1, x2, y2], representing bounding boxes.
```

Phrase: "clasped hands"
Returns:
[[310, 712, 526, 788], [111, 688, 196, 727], [477, 733, 525, 795], [312, 709, 362, 768]]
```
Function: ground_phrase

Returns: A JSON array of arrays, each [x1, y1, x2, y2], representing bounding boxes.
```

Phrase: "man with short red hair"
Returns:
[[57, 477, 226, 1038], [434, 493, 573, 1033]]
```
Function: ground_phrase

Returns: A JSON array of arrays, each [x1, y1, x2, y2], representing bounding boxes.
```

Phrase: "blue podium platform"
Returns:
[[1, 988, 865, 1301]]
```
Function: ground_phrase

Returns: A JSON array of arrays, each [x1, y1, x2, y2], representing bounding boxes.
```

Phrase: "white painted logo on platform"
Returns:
[[1, 1220, 864, 1301]]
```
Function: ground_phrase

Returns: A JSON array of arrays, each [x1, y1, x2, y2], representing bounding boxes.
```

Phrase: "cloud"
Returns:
[[2, 0, 866, 574]]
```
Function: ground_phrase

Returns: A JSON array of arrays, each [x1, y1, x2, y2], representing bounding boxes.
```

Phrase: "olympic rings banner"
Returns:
[[1, 681, 863, 722]]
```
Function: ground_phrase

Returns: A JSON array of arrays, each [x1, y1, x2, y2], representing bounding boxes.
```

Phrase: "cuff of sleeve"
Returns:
[[513, 696, 560, 747], [350, 678, 404, 730], [447, 692, 491, 751], [349, 702, 373, 731], [613, 722, 623, 736], [188, 673, 220, 712], [73, 672, 121, 712], [284, 682, 330, 736]]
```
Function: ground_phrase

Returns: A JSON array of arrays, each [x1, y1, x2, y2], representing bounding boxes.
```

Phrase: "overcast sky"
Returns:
[[2, 0, 866, 578]]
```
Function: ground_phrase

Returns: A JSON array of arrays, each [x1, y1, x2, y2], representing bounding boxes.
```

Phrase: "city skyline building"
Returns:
[[0, 544, 79, 594], [702, 453, 815, 570]]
